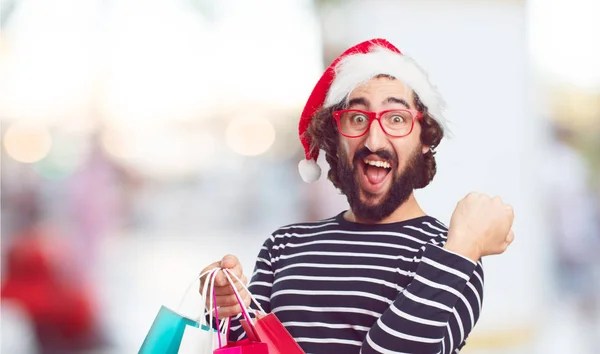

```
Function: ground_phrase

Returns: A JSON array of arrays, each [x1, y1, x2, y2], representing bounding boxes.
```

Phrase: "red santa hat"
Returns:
[[297, 38, 447, 183]]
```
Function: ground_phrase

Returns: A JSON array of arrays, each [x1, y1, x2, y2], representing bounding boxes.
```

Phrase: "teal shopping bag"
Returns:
[[139, 306, 201, 354], [139, 268, 225, 354]]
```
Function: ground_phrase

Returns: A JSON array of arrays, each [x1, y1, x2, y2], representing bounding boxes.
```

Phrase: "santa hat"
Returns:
[[297, 38, 447, 183]]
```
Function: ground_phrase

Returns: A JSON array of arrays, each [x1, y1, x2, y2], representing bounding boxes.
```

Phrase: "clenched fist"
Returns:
[[199, 254, 251, 319], [444, 192, 515, 262]]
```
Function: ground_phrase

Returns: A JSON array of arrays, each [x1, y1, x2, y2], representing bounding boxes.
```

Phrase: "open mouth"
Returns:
[[359, 157, 393, 194]]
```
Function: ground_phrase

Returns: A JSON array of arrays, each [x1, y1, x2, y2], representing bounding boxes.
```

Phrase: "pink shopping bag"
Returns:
[[216, 270, 305, 354], [213, 338, 269, 354]]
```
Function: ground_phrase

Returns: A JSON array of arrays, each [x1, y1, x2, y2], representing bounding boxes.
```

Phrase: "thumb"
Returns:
[[220, 254, 239, 269]]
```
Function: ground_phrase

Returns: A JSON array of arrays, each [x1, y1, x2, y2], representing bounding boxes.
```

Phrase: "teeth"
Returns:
[[364, 159, 391, 169]]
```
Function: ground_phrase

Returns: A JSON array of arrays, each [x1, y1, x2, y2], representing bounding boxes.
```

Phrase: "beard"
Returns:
[[336, 145, 424, 222]]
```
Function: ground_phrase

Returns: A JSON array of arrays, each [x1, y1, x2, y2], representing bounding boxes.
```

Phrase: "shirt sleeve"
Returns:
[[228, 236, 275, 341], [361, 244, 484, 354]]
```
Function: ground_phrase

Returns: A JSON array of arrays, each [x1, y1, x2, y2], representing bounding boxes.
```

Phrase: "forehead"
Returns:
[[348, 76, 414, 101]]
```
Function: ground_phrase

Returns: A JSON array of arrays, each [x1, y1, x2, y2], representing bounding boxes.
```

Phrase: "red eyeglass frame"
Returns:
[[332, 109, 424, 138]]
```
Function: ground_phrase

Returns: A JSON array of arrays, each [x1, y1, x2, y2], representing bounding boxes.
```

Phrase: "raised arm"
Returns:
[[363, 192, 513, 353]]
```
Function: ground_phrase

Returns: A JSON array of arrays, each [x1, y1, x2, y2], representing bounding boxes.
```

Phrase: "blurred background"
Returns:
[[1, 0, 599, 353]]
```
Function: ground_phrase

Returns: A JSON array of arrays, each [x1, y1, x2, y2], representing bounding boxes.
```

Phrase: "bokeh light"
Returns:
[[3, 121, 53, 163], [225, 115, 276, 157], [100, 127, 139, 161], [33, 133, 91, 180]]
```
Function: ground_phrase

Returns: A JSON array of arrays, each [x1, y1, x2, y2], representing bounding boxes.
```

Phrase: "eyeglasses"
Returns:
[[332, 109, 423, 138]]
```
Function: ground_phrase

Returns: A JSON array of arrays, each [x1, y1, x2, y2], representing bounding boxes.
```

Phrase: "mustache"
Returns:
[[353, 146, 397, 165]]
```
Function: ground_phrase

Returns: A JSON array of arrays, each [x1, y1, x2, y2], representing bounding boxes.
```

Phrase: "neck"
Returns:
[[345, 192, 426, 224]]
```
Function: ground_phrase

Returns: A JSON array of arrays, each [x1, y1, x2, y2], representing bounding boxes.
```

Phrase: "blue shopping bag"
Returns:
[[139, 268, 224, 354], [139, 306, 203, 354]]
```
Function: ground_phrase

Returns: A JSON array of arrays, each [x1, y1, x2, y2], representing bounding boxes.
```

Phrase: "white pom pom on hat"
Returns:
[[298, 159, 322, 183], [297, 38, 447, 183]]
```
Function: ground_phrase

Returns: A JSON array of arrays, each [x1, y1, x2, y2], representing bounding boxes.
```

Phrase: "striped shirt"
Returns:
[[229, 212, 484, 353]]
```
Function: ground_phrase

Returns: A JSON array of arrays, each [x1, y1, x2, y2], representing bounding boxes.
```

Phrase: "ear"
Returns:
[[422, 145, 430, 154]]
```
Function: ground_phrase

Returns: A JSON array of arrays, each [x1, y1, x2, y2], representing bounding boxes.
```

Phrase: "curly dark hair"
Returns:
[[305, 92, 444, 190]]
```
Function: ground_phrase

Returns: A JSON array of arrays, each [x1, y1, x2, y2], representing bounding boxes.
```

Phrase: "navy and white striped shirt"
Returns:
[[229, 212, 484, 353]]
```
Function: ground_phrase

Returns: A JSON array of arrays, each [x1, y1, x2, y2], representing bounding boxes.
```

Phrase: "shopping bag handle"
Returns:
[[177, 267, 227, 342], [204, 268, 230, 349], [178, 268, 217, 311], [213, 268, 267, 348], [204, 268, 222, 327], [223, 269, 266, 315], [212, 270, 255, 348]]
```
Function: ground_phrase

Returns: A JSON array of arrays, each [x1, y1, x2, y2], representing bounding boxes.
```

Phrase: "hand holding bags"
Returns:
[[139, 268, 225, 354], [139, 266, 306, 354]]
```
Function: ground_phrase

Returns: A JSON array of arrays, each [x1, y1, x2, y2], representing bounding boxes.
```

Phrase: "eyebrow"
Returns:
[[385, 97, 411, 109], [347, 96, 412, 109], [347, 97, 369, 108]]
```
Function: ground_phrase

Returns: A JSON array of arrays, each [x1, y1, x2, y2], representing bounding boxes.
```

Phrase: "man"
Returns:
[[201, 38, 514, 353]]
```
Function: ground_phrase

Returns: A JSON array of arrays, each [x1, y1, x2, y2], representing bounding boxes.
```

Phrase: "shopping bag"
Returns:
[[252, 313, 305, 354], [218, 270, 305, 354], [139, 268, 224, 353], [178, 322, 219, 354], [138, 305, 200, 354], [213, 339, 269, 354]]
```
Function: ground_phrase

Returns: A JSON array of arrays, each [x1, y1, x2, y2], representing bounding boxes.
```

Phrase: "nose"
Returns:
[[363, 119, 387, 152]]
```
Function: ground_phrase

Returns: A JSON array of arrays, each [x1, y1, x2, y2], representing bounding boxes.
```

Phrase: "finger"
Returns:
[[220, 255, 243, 281], [505, 230, 515, 244], [227, 262, 244, 279], [214, 271, 230, 287], [492, 195, 503, 204], [212, 283, 237, 296], [199, 262, 220, 281], [214, 290, 252, 309], [214, 271, 247, 289], [465, 191, 480, 200], [212, 279, 247, 296], [497, 231, 515, 254], [217, 304, 245, 319], [227, 273, 247, 289], [505, 204, 514, 219], [204, 292, 246, 309], [214, 294, 242, 307], [232, 276, 247, 292]]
